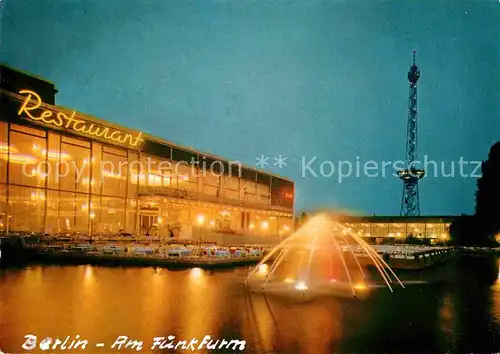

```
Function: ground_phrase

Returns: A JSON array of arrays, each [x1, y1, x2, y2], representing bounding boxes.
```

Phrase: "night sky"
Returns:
[[1, 0, 499, 215]]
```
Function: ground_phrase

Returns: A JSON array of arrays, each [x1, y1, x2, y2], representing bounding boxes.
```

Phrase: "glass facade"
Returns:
[[0, 120, 294, 239], [346, 218, 452, 241]]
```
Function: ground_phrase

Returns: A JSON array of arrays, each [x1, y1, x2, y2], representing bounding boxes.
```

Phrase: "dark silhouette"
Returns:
[[450, 142, 500, 246], [449, 214, 483, 246], [476, 141, 500, 238], [294, 211, 309, 229]]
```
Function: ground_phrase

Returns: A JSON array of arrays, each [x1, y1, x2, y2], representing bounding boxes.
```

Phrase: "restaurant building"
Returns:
[[337, 215, 454, 243], [0, 65, 294, 242]]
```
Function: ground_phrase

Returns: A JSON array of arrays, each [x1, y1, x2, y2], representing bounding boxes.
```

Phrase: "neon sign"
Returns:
[[284, 192, 293, 199], [17, 90, 144, 148]]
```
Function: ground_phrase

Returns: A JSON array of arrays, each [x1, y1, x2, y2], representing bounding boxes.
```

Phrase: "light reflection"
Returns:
[[1, 153, 37, 164], [183, 266, 214, 339], [0, 143, 18, 153], [24, 266, 43, 287], [354, 282, 367, 291], [258, 264, 269, 276], [242, 295, 275, 352], [39, 149, 71, 161], [295, 281, 308, 291], [84, 266, 94, 285], [30, 191, 45, 201], [190, 267, 203, 278], [102, 170, 124, 180]]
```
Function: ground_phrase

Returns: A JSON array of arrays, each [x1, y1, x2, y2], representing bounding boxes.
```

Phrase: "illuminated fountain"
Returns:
[[245, 214, 404, 298]]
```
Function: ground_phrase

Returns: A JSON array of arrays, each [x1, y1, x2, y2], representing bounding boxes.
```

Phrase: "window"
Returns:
[[224, 176, 239, 199], [102, 152, 127, 197], [61, 135, 90, 148], [58, 192, 89, 233], [126, 199, 137, 234], [258, 182, 270, 203], [8, 185, 45, 233], [128, 152, 139, 198], [177, 163, 198, 192], [10, 123, 46, 137], [100, 196, 125, 235], [8, 130, 47, 188], [243, 181, 257, 201], [58, 142, 90, 193], [0, 122, 7, 183], [45, 190, 59, 234], [202, 172, 220, 196], [0, 184, 6, 232]]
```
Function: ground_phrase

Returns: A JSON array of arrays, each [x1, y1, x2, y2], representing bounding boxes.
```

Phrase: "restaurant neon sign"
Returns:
[[17, 90, 144, 147]]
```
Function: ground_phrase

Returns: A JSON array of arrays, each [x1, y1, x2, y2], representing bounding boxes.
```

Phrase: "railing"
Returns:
[[138, 185, 292, 213]]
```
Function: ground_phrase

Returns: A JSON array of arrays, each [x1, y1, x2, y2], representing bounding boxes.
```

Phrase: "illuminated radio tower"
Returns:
[[397, 50, 425, 216]]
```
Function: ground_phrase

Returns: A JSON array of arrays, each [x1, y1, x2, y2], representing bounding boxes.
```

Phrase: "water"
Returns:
[[1, 257, 500, 353]]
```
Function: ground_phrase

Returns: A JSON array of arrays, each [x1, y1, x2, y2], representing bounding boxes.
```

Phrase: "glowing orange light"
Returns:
[[18, 90, 144, 147], [40, 149, 71, 161], [258, 264, 269, 276], [190, 267, 203, 278], [0, 143, 18, 154], [354, 282, 367, 291], [3, 154, 37, 164], [295, 281, 308, 291], [102, 170, 124, 180]]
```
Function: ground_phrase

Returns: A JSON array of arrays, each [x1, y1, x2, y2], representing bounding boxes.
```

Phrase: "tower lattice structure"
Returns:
[[397, 51, 425, 216]]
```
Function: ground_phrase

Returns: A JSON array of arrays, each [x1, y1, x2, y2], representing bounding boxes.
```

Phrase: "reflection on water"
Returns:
[[1, 257, 500, 353]]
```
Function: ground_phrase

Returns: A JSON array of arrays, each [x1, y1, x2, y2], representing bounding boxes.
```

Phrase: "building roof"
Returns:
[[0, 63, 56, 85]]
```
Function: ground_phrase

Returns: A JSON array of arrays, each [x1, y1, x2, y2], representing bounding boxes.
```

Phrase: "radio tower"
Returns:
[[398, 50, 425, 216]]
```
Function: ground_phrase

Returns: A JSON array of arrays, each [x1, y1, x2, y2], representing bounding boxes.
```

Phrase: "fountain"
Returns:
[[245, 214, 405, 298]]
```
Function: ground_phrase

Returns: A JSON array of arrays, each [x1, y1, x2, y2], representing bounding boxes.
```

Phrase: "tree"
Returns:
[[476, 141, 500, 239], [450, 142, 500, 246], [294, 215, 301, 229], [299, 212, 309, 225], [294, 212, 309, 229], [449, 214, 482, 246]]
